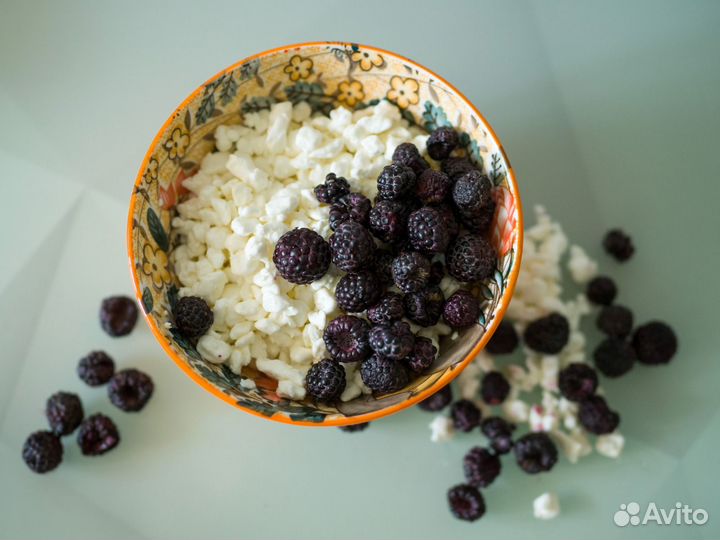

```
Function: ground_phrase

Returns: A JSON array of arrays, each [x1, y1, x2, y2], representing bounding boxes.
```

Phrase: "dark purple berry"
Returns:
[[46, 392, 84, 436], [632, 321, 678, 365], [447, 484, 486, 522], [329, 204, 349, 231], [481, 417, 516, 454], [392, 142, 430, 176], [452, 170, 493, 212], [329, 220, 375, 273], [323, 316, 371, 363], [514, 433, 558, 474], [460, 200, 496, 234], [377, 162, 416, 200], [368, 321, 414, 360], [22, 431, 63, 473], [374, 249, 395, 285], [77, 413, 120, 456], [442, 157, 476, 180], [335, 271, 382, 313], [404, 285, 445, 327], [305, 359, 346, 402], [368, 200, 408, 244], [435, 204, 460, 240], [418, 384, 452, 412], [429, 261, 445, 285], [586, 276, 618, 306], [427, 126, 459, 160], [485, 321, 519, 354], [314, 172, 350, 203], [603, 229, 634, 261], [77, 351, 115, 386], [524, 313, 570, 354], [463, 447, 502, 488], [330, 192, 372, 230], [416, 169, 452, 204], [173, 296, 214, 338], [451, 399, 481, 432], [407, 206, 452, 254], [405, 336, 437, 373], [579, 395, 620, 434], [593, 338, 636, 378], [273, 228, 331, 284], [558, 363, 598, 402], [597, 305, 634, 338], [108, 369, 154, 412], [339, 422, 369, 433], [100, 296, 138, 337], [360, 354, 409, 393], [446, 234, 496, 283], [480, 371, 510, 405], [366, 292, 404, 325], [391, 251, 430, 293], [442, 289, 480, 328]]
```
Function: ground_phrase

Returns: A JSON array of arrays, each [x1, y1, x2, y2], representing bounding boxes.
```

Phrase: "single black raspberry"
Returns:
[[558, 363, 599, 402], [391, 251, 430, 293], [273, 228, 331, 284], [360, 354, 409, 393], [579, 395, 620, 434], [368, 321, 414, 360], [46, 392, 84, 436], [418, 384, 453, 412], [427, 126, 459, 160], [463, 447, 502, 488], [442, 157, 477, 180], [368, 200, 408, 244], [314, 172, 350, 203], [434, 204, 460, 240], [404, 286, 445, 327], [481, 417, 516, 454], [632, 321, 678, 365], [480, 371, 510, 405], [108, 369, 154, 412], [429, 261, 445, 285], [446, 234, 496, 283], [77, 413, 120, 456], [100, 296, 138, 337], [339, 422, 369, 433], [485, 320, 519, 354], [377, 162, 416, 200], [329, 204, 349, 231], [374, 249, 395, 285], [173, 296, 214, 338], [586, 276, 618, 305], [597, 305, 634, 338], [335, 271, 382, 313], [330, 192, 372, 230], [405, 336, 437, 373], [603, 229, 635, 261], [392, 142, 430, 176], [323, 315, 371, 363], [77, 351, 115, 386], [442, 289, 480, 328], [459, 200, 496, 234], [593, 338, 636, 377], [366, 292, 405, 325], [407, 206, 452, 254], [524, 313, 570, 354], [447, 484, 486, 522], [451, 399, 482, 432], [305, 359, 346, 402], [416, 169, 452, 204], [22, 431, 63, 473], [514, 433, 558, 474], [452, 170, 493, 213], [329, 220, 375, 273]]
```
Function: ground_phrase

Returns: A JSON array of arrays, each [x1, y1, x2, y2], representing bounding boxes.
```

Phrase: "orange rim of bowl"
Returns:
[[127, 41, 524, 427]]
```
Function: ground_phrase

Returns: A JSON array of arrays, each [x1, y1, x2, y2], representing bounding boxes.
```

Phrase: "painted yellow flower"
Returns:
[[283, 55, 313, 81], [351, 50, 384, 71], [336, 80, 365, 108], [144, 157, 158, 183], [142, 243, 170, 288], [387, 76, 420, 109], [163, 127, 190, 161]]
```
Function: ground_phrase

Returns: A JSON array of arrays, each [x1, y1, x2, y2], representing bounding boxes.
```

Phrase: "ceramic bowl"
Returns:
[[127, 42, 523, 426]]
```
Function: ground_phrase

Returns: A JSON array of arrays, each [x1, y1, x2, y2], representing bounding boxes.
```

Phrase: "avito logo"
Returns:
[[614, 502, 709, 527]]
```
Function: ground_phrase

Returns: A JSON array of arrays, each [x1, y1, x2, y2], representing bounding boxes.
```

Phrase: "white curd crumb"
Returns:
[[533, 492, 560, 520], [596, 432, 625, 458], [567, 245, 598, 284], [429, 415, 455, 443]]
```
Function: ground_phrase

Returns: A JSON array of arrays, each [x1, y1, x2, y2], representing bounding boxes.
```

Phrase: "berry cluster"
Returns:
[[271, 126, 500, 408], [22, 296, 154, 474]]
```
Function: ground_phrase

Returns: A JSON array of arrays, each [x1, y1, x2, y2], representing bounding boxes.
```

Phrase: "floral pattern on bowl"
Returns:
[[127, 42, 523, 426]]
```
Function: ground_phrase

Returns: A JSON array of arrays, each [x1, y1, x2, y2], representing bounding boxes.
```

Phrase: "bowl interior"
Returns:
[[128, 42, 521, 425]]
